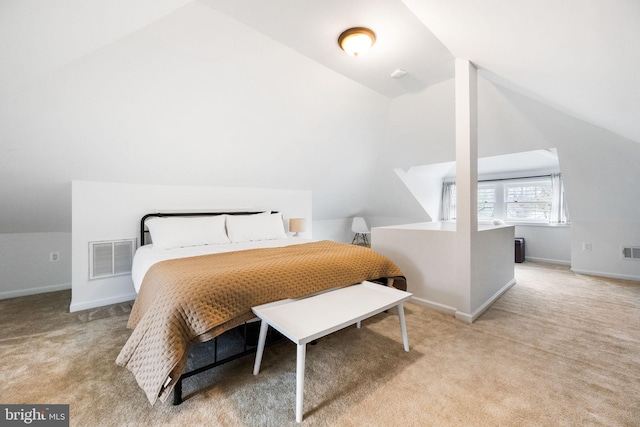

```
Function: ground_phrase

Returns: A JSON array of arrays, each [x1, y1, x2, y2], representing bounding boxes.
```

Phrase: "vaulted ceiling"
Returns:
[[204, 0, 640, 143], [1, 0, 639, 235], [3, 0, 639, 143]]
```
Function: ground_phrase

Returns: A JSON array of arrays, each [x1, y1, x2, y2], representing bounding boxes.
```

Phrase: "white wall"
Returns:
[[470, 226, 516, 317], [0, 232, 71, 299], [369, 79, 456, 221], [0, 2, 393, 299], [70, 180, 312, 312], [482, 79, 640, 280], [394, 162, 455, 221], [557, 136, 640, 280], [514, 225, 571, 265], [372, 223, 515, 322], [383, 75, 640, 280], [373, 225, 459, 313], [0, 1, 390, 235]]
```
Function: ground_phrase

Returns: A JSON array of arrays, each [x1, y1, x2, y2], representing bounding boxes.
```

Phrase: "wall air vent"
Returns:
[[621, 246, 640, 260], [89, 238, 136, 280]]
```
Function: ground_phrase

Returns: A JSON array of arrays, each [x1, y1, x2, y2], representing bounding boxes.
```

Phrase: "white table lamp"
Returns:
[[289, 218, 307, 237]]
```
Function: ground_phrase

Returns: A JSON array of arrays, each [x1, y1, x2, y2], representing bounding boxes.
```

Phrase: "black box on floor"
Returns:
[[515, 238, 525, 263]]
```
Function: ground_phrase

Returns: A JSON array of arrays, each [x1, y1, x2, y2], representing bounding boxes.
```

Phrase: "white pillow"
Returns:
[[146, 216, 230, 249], [226, 213, 287, 243]]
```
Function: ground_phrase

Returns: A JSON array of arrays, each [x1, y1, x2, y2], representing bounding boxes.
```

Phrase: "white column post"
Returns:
[[454, 58, 478, 317]]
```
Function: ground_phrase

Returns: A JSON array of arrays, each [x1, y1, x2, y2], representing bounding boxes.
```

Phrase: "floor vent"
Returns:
[[621, 246, 640, 260], [89, 239, 136, 280]]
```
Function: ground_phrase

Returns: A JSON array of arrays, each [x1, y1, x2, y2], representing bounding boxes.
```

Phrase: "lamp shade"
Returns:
[[289, 218, 307, 234]]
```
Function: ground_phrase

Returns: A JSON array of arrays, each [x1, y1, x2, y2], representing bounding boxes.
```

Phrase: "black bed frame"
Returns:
[[139, 211, 282, 405]]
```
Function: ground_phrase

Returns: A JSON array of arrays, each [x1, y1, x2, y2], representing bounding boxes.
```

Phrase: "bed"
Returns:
[[116, 211, 406, 405]]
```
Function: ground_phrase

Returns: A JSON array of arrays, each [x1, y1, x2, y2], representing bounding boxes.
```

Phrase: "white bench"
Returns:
[[252, 281, 412, 423]]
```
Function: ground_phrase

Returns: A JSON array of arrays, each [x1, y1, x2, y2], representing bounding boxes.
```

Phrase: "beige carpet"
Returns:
[[1, 262, 639, 426]]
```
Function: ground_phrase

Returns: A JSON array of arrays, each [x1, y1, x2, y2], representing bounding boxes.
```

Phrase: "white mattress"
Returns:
[[131, 237, 312, 293]]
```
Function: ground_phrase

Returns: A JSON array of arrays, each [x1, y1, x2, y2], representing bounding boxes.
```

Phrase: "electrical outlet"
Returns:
[[50, 252, 60, 262], [582, 242, 592, 251]]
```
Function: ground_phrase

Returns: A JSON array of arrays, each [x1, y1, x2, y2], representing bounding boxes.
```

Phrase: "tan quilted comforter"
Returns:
[[116, 240, 405, 404]]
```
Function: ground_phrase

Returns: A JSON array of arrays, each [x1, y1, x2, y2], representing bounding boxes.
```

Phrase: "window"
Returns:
[[505, 181, 552, 222], [477, 185, 496, 219], [440, 175, 569, 224]]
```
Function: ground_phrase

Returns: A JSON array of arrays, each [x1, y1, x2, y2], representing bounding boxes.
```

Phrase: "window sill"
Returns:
[[450, 220, 571, 228], [478, 221, 570, 228], [510, 222, 571, 228]]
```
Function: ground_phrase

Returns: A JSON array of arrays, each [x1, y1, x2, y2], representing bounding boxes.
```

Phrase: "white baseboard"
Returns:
[[409, 296, 457, 316], [570, 268, 640, 282], [70, 292, 137, 313], [0, 282, 71, 300], [456, 277, 517, 323], [525, 256, 571, 266], [409, 278, 518, 323]]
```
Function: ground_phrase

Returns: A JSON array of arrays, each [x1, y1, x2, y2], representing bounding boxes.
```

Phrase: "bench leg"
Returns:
[[397, 302, 409, 352], [296, 343, 306, 423], [253, 320, 269, 375]]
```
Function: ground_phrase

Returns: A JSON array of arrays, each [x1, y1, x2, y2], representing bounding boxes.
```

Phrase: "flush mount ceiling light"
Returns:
[[338, 27, 376, 57]]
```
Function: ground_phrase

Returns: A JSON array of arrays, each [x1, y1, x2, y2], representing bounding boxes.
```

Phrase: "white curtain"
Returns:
[[550, 173, 570, 224], [440, 182, 456, 221]]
